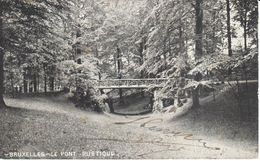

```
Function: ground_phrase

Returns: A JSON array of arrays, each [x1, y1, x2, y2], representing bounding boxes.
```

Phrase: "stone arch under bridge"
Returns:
[[88, 78, 176, 114]]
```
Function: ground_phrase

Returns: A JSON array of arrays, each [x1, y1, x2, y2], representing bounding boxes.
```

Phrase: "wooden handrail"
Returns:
[[90, 78, 175, 89]]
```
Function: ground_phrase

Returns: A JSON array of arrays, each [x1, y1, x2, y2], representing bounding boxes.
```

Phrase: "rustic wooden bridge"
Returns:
[[91, 78, 174, 89]]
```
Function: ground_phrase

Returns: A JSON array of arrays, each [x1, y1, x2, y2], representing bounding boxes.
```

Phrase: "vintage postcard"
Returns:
[[0, 0, 258, 159]]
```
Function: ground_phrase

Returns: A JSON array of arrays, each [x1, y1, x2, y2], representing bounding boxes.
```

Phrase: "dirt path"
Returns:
[[0, 90, 258, 159]]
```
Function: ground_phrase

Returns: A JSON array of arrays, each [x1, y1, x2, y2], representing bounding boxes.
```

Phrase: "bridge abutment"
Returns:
[[152, 90, 164, 112]]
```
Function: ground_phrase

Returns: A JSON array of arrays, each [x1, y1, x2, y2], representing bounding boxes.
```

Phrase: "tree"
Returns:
[[203, 1, 226, 55], [0, 4, 5, 107], [191, 0, 204, 108], [226, 0, 232, 56], [0, 0, 42, 106], [233, 0, 258, 53], [0, 0, 70, 107], [194, 0, 203, 59]]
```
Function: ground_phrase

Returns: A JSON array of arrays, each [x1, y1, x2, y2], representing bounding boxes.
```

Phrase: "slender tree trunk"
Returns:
[[33, 72, 37, 92], [50, 77, 54, 91], [0, 9, 6, 107], [107, 97, 114, 113], [37, 74, 40, 92], [98, 72, 104, 94], [163, 52, 167, 69], [29, 81, 33, 93], [195, 0, 203, 59], [44, 76, 47, 92], [117, 47, 124, 105], [117, 47, 121, 75], [212, 10, 216, 53], [23, 69, 28, 93], [226, 0, 232, 56], [192, 87, 200, 108], [192, 70, 203, 108], [44, 76, 47, 93], [185, 19, 189, 56], [192, 0, 203, 108], [0, 53, 5, 107], [139, 41, 144, 68], [28, 68, 33, 93], [43, 65, 47, 93], [10, 73, 15, 98], [179, 20, 184, 53], [243, 10, 247, 53], [114, 54, 117, 74], [139, 40, 145, 75], [139, 39, 145, 97], [95, 44, 104, 94]]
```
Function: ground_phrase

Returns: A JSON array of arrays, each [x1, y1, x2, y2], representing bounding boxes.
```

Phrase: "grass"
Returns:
[[169, 82, 258, 148]]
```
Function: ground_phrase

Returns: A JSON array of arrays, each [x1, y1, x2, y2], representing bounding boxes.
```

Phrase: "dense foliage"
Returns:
[[0, 0, 258, 111]]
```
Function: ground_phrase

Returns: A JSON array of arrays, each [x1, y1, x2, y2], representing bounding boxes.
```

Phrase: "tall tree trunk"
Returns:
[[10, 73, 15, 98], [117, 46, 124, 105], [0, 9, 6, 107], [28, 68, 33, 93], [29, 81, 33, 93], [195, 0, 203, 59], [49, 77, 54, 91], [139, 40, 145, 78], [43, 65, 47, 93], [226, 0, 232, 56], [33, 72, 37, 92], [139, 40, 144, 72], [23, 69, 28, 93], [185, 20, 189, 56], [75, 27, 81, 56], [98, 70, 104, 94], [44, 76, 47, 92], [243, 9, 247, 53], [192, 72, 202, 108], [192, 87, 200, 108], [113, 54, 117, 74], [139, 39, 145, 97], [179, 20, 184, 53], [212, 10, 216, 53], [37, 74, 40, 92], [0, 53, 5, 107], [95, 44, 104, 94], [192, 0, 203, 108]]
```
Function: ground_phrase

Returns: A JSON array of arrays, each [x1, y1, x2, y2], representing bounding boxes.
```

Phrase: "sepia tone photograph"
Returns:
[[0, 0, 258, 159]]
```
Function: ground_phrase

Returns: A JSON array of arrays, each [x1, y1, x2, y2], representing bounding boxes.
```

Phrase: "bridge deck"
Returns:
[[92, 78, 174, 89], [96, 85, 164, 89]]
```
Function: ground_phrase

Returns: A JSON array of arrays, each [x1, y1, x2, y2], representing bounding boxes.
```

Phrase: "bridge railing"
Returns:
[[92, 78, 175, 89]]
